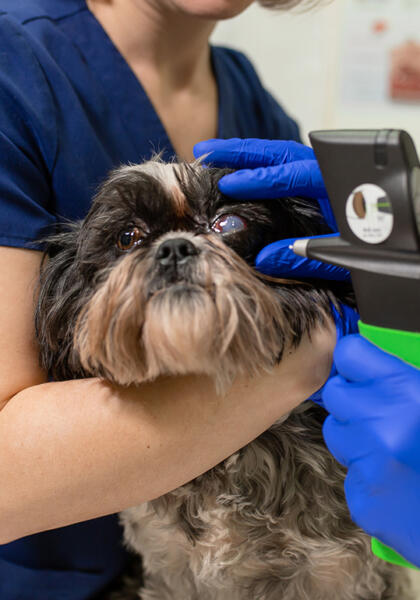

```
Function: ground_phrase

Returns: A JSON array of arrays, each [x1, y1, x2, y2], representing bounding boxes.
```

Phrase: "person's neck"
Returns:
[[86, 0, 216, 91]]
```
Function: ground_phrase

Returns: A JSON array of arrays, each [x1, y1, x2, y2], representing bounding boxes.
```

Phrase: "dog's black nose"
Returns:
[[156, 238, 199, 266]]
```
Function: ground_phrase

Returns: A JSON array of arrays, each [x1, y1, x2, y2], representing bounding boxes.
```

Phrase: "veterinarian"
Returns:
[[195, 137, 420, 568], [0, 1, 350, 598]]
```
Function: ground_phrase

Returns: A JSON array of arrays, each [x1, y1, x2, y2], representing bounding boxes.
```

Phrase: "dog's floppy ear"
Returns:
[[35, 223, 89, 380]]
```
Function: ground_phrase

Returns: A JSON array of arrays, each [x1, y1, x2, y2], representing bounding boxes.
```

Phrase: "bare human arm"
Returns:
[[0, 247, 335, 544]]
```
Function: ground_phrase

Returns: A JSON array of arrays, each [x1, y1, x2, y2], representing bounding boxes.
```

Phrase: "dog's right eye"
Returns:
[[211, 214, 247, 235], [117, 227, 143, 251]]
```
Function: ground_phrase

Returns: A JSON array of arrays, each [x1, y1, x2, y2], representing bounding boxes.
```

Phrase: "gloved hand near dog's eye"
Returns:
[[193, 138, 332, 220], [193, 138, 349, 282], [322, 334, 420, 569]]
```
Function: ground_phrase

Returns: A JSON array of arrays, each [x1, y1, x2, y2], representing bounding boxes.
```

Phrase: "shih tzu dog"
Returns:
[[35, 159, 412, 600]]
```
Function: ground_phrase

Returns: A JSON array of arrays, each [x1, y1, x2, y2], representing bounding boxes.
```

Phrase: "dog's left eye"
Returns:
[[117, 227, 143, 251], [211, 214, 247, 235]]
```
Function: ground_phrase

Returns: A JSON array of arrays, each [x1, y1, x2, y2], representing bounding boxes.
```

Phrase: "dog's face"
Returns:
[[35, 160, 337, 389]]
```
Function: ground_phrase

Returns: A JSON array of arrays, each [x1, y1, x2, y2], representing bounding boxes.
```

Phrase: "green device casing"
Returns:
[[359, 321, 420, 570], [307, 129, 420, 569]]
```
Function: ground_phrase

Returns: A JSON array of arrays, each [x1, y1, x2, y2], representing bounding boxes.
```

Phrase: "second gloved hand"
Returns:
[[323, 335, 420, 568]]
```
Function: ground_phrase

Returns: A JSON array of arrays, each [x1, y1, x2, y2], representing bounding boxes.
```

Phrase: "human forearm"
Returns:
[[0, 324, 333, 543]]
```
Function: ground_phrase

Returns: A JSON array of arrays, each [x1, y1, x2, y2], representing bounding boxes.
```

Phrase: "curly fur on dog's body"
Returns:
[[35, 160, 412, 600], [116, 408, 410, 600]]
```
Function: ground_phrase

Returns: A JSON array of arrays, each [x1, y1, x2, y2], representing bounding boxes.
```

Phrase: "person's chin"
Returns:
[[172, 0, 253, 20]]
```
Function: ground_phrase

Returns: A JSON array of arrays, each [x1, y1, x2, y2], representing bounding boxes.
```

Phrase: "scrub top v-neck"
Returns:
[[0, 1, 301, 598], [63, 8, 234, 161], [62, 6, 180, 162]]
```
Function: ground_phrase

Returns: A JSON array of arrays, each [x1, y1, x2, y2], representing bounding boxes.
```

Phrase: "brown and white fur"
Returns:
[[35, 160, 412, 600]]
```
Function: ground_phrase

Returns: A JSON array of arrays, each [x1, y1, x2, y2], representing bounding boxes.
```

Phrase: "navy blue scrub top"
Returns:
[[0, 1, 300, 598]]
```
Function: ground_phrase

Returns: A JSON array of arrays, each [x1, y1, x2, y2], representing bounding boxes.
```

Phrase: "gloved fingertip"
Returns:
[[255, 255, 279, 276], [255, 239, 294, 275], [192, 142, 204, 158], [217, 170, 256, 198], [217, 172, 237, 195], [193, 140, 218, 159]]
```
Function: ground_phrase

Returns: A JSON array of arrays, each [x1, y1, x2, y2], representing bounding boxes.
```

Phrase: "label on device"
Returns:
[[346, 183, 394, 244]]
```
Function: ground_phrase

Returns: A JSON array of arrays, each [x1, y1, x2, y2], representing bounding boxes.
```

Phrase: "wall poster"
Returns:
[[340, 0, 420, 105]]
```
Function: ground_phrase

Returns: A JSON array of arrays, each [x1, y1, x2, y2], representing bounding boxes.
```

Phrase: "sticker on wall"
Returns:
[[346, 183, 394, 244]]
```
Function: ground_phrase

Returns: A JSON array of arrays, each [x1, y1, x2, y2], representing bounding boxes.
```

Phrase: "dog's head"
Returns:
[[35, 159, 342, 389]]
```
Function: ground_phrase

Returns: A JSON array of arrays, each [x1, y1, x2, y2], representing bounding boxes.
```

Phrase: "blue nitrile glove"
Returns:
[[308, 303, 360, 406], [256, 235, 351, 281], [322, 334, 420, 568], [193, 138, 337, 231]]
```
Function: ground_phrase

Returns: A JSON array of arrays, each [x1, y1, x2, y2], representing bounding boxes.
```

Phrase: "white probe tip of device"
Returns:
[[291, 238, 310, 257]]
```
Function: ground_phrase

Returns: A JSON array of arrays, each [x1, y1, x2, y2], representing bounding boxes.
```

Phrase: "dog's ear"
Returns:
[[35, 223, 89, 380]]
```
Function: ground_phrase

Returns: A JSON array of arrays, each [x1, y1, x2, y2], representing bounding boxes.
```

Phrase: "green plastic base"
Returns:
[[358, 320, 420, 571], [371, 538, 418, 570], [358, 321, 420, 369]]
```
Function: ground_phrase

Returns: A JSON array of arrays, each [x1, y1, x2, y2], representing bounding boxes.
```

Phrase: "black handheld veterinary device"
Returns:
[[293, 129, 420, 569]]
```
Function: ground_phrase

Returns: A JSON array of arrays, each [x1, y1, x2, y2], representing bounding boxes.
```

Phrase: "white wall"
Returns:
[[211, 1, 420, 148]]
